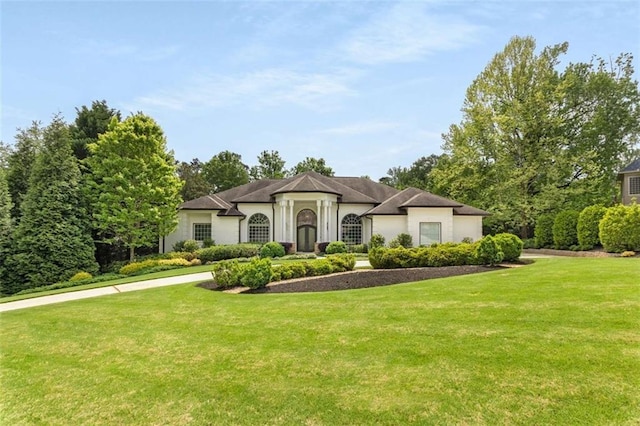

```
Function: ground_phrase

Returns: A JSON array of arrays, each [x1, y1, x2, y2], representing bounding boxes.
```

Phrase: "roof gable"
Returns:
[[180, 194, 232, 210], [620, 158, 640, 174], [363, 187, 490, 216]]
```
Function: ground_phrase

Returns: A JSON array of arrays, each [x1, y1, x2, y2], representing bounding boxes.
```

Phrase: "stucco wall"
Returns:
[[371, 215, 408, 243], [337, 203, 374, 244], [406, 207, 454, 245], [161, 210, 241, 252], [237, 203, 274, 242], [453, 216, 483, 242]]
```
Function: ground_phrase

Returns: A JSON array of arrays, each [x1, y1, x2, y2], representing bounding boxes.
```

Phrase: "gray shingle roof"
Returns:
[[180, 172, 490, 217], [620, 158, 640, 173]]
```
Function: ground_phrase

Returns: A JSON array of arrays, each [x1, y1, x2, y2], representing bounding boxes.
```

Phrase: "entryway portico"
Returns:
[[275, 192, 337, 252]]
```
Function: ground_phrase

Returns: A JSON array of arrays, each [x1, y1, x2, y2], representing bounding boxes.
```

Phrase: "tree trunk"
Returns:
[[129, 246, 135, 262]]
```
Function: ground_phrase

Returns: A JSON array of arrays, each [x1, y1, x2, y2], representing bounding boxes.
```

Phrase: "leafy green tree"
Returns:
[[0, 141, 11, 169], [177, 158, 212, 200], [380, 154, 441, 189], [6, 121, 43, 221], [289, 157, 334, 176], [431, 36, 640, 238], [70, 100, 121, 160], [3, 116, 98, 294], [202, 151, 249, 192], [86, 114, 183, 261], [249, 150, 286, 180]]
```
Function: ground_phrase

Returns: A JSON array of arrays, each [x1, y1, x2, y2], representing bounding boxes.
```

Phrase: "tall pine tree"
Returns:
[[0, 168, 13, 295], [4, 115, 97, 293], [6, 121, 43, 221]]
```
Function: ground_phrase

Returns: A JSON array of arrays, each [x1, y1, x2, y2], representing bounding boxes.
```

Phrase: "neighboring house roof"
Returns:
[[179, 171, 490, 217], [619, 158, 640, 175]]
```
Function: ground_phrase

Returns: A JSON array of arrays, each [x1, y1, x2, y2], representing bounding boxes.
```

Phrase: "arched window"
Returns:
[[248, 213, 270, 243], [341, 213, 362, 245]]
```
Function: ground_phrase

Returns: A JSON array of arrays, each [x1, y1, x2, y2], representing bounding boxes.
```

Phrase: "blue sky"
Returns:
[[2, 1, 638, 180]]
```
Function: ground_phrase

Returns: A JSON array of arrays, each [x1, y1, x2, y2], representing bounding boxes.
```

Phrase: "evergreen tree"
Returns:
[[0, 168, 13, 295], [6, 121, 43, 221], [289, 157, 334, 176], [70, 100, 121, 160], [86, 114, 183, 261], [4, 116, 98, 294], [177, 158, 212, 200]]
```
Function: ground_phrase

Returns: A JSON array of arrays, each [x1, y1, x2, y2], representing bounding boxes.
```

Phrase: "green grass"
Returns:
[[1, 258, 638, 425], [0, 264, 217, 303]]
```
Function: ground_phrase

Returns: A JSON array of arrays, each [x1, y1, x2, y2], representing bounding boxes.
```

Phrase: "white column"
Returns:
[[325, 201, 331, 241], [280, 201, 286, 241], [316, 200, 323, 241], [211, 213, 215, 242], [288, 200, 295, 242]]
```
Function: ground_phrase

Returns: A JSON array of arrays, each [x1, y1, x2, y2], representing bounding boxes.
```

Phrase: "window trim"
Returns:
[[193, 223, 212, 242], [248, 213, 270, 243], [629, 176, 640, 195], [341, 213, 362, 245], [419, 222, 442, 246]]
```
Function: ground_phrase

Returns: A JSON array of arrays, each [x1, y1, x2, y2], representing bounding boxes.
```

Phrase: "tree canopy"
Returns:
[[380, 154, 441, 190], [177, 158, 212, 201], [202, 151, 250, 193], [250, 150, 286, 180], [431, 36, 640, 237], [289, 157, 335, 176], [86, 114, 183, 260]]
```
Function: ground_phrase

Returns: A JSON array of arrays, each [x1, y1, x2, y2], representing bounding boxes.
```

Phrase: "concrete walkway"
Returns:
[[0, 272, 213, 313]]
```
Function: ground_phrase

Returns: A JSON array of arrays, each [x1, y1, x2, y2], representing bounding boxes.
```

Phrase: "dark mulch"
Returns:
[[198, 265, 503, 294]]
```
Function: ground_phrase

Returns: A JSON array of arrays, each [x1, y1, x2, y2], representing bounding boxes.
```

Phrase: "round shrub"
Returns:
[[475, 235, 504, 266], [577, 205, 607, 250], [240, 258, 272, 289], [260, 241, 286, 258], [389, 233, 413, 248], [599, 204, 640, 253], [552, 210, 579, 250], [119, 259, 159, 275], [173, 239, 200, 253], [326, 241, 348, 254], [493, 233, 523, 262], [534, 213, 555, 248], [69, 271, 92, 282], [369, 234, 385, 249]]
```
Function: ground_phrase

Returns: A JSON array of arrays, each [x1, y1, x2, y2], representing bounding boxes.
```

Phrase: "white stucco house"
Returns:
[[161, 171, 490, 253]]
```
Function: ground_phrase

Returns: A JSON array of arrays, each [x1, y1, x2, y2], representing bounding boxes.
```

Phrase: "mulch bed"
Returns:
[[198, 265, 503, 294], [523, 248, 616, 257]]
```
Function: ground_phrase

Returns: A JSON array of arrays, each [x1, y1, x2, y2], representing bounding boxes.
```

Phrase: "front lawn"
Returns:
[[1, 258, 638, 424]]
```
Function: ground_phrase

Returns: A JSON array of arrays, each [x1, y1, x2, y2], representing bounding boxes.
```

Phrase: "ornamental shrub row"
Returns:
[[368, 234, 522, 269], [196, 244, 261, 263], [533, 203, 639, 252], [212, 253, 357, 289]]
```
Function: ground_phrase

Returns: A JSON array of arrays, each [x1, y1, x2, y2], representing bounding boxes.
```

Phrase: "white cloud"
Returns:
[[320, 121, 401, 135], [342, 2, 482, 65], [127, 68, 358, 112]]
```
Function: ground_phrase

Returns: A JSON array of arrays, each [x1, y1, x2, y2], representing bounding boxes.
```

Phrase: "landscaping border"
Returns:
[[523, 248, 617, 258], [198, 265, 502, 294]]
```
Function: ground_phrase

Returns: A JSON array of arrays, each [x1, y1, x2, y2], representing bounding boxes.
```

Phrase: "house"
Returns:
[[161, 171, 490, 253], [618, 158, 640, 205]]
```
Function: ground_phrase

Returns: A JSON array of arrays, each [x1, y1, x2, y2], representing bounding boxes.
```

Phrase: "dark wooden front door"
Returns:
[[297, 225, 316, 252]]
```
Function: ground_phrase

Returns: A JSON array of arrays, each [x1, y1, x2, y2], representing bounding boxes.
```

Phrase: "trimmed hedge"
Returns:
[[369, 241, 480, 269], [534, 213, 555, 248], [577, 205, 607, 250], [369, 234, 385, 249], [553, 210, 580, 250], [173, 239, 200, 253], [389, 233, 413, 248], [197, 244, 260, 263], [215, 253, 357, 288], [475, 236, 504, 266], [326, 241, 348, 254], [599, 203, 640, 253]]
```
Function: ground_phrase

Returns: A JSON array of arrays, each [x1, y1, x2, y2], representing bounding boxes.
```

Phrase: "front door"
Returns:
[[297, 225, 317, 252], [296, 209, 318, 252]]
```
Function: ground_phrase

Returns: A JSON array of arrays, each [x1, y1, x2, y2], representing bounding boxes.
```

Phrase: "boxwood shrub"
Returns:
[[475, 236, 503, 266], [493, 233, 523, 262], [599, 203, 640, 252], [260, 241, 286, 258], [326, 241, 348, 254], [368, 240, 487, 269], [197, 244, 260, 263], [577, 205, 607, 250], [534, 213, 556, 248], [552, 210, 580, 250]]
